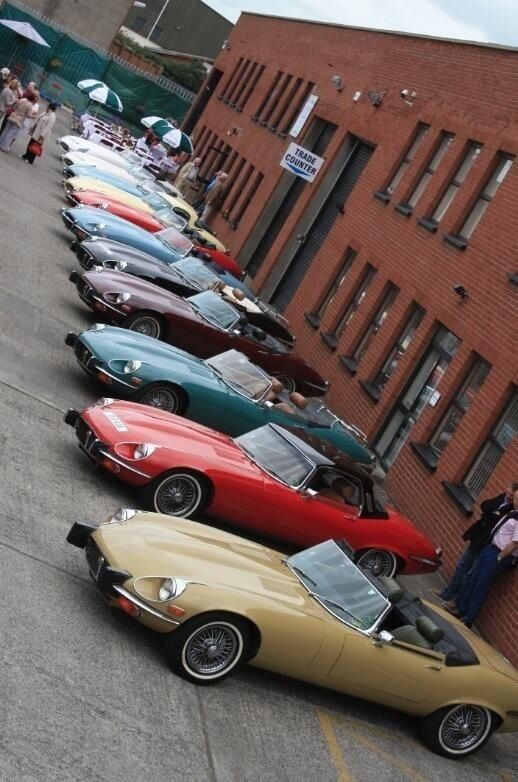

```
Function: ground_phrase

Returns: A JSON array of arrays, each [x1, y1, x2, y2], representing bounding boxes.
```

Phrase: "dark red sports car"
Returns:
[[64, 399, 442, 577], [70, 269, 328, 395]]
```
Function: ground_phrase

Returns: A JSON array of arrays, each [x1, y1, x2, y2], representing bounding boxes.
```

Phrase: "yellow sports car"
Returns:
[[62, 176, 228, 253], [68, 510, 518, 759]]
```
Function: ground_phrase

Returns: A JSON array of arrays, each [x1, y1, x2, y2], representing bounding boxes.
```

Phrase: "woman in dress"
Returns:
[[21, 102, 57, 164]]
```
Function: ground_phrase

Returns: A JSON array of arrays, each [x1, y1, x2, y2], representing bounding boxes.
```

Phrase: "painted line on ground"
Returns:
[[316, 708, 355, 781]]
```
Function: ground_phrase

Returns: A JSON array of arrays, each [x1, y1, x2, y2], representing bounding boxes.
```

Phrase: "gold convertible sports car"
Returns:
[[67, 510, 518, 759]]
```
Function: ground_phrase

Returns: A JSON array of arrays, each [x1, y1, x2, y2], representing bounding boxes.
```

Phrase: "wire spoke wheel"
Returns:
[[439, 705, 491, 753], [155, 473, 201, 517], [128, 315, 161, 338], [183, 623, 242, 677], [356, 549, 397, 577], [140, 386, 180, 413], [275, 375, 296, 393]]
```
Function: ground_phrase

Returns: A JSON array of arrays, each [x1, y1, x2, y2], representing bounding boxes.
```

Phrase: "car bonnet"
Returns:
[[94, 513, 315, 608]]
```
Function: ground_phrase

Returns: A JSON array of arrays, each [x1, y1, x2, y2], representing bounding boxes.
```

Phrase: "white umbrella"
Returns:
[[0, 20, 50, 47]]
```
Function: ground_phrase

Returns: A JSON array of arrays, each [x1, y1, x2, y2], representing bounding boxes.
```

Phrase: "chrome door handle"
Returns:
[[425, 664, 442, 671]]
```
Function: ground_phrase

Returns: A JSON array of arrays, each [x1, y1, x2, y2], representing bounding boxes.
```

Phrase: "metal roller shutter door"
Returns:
[[271, 142, 374, 311]]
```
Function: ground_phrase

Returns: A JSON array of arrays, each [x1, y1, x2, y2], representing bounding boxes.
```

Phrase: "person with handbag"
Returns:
[[0, 77, 19, 124], [0, 91, 36, 153], [21, 102, 57, 164]]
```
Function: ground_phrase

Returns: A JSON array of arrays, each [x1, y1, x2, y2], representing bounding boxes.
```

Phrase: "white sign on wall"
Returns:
[[280, 142, 325, 183], [289, 94, 319, 138]]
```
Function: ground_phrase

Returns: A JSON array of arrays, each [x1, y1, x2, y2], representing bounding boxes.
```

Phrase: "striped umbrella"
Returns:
[[141, 117, 193, 154], [77, 80, 123, 112]]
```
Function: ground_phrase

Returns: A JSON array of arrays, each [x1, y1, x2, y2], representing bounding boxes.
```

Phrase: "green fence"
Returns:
[[0, 1, 193, 127]]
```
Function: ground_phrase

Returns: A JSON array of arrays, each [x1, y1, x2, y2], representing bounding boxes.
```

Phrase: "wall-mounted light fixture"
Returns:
[[221, 40, 232, 50], [368, 91, 386, 107], [227, 126, 243, 136], [330, 75, 344, 92], [352, 91, 362, 102], [452, 284, 469, 301], [400, 89, 417, 105]]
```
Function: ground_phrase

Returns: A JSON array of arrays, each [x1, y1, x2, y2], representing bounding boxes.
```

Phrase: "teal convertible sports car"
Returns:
[[65, 324, 375, 468]]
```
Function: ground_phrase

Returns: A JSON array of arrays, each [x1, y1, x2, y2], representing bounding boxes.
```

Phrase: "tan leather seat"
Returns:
[[232, 287, 246, 301], [271, 378, 284, 394], [290, 391, 308, 410], [274, 402, 295, 414]]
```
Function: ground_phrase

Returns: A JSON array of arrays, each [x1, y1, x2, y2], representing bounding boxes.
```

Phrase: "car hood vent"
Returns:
[[259, 577, 301, 597]]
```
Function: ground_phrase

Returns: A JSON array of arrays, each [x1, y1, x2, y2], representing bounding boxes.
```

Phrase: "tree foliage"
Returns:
[[116, 33, 206, 93]]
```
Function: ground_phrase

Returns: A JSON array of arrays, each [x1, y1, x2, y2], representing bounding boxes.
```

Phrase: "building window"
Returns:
[[322, 264, 376, 350], [444, 388, 518, 513], [412, 356, 491, 469], [253, 70, 282, 121], [305, 247, 357, 329], [229, 171, 264, 227], [341, 283, 399, 374], [375, 122, 429, 202], [397, 131, 455, 214], [264, 73, 292, 128], [281, 81, 315, 135], [420, 142, 482, 230], [361, 304, 425, 401], [229, 59, 251, 105], [132, 15, 146, 31], [220, 57, 244, 100], [445, 152, 514, 249], [150, 26, 162, 42], [239, 64, 264, 111]]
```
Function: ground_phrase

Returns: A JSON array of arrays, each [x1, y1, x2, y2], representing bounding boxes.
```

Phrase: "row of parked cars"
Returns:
[[56, 133, 518, 759]]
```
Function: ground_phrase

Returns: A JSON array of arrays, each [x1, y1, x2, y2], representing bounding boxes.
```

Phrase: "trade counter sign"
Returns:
[[280, 142, 325, 183]]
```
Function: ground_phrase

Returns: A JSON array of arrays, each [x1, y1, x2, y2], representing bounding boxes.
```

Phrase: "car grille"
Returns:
[[74, 339, 94, 370], [77, 277, 93, 303], [86, 538, 106, 581], [62, 212, 75, 230], [75, 417, 99, 454], [75, 245, 95, 270]]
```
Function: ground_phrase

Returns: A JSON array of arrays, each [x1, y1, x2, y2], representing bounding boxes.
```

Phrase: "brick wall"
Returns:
[[186, 13, 518, 664]]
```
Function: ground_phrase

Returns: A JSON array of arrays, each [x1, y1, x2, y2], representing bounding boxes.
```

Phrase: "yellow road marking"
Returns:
[[316, 708, 355, 781], [349, 729, 431, 782], [331, 711, 420, 748], [498, 773, 514, 782]]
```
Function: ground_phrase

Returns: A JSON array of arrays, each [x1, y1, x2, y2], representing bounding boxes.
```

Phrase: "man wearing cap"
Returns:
[[447, 488, 518, 627]]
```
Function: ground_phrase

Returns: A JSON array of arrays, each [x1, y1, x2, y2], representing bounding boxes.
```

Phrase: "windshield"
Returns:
[[288, 541, 389, 630], [142, 191, 171, 211], [121, 150, 141, 165], [156, 226, 193, 257], [129, 164, 154, 182], [235, 426, 313, 487], [303, 399, 368, 443], [189, 291, 240, 330], [174, 258, 220, 291], [206, 350, 271, 400], [155, 207, 187, 232]]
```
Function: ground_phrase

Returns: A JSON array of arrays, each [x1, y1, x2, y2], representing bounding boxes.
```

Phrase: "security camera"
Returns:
[[452, 284, 469, 300], [400, 89, 409, 99], [400, 89, 417, 105], [330, 75, 344, 92]]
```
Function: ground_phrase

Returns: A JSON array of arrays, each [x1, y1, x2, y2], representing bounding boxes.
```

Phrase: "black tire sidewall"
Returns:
[[123, 310, 164, 339], [355, 549, 398, 578], [141, 469, 209, 518], [137, 383, 186, 414], [420, 705, 494, 759], [164, 612, 251, 685]]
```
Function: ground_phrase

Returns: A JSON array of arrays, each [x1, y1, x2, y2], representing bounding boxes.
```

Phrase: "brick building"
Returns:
[[183, 13, 518, 663]]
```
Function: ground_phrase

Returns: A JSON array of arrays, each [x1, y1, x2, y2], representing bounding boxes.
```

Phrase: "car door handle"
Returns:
[[425, 664, 442, 671]]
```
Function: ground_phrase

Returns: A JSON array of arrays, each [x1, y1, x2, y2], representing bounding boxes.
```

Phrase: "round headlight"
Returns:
[[124, 359, 142, 373], [133, 443, 155, 459], [89, 323, 106, 332], [158, 578, 177, 601], [109, 508, 138, 523], [104, 260, 127, 271], [104, 291, 131, 304]]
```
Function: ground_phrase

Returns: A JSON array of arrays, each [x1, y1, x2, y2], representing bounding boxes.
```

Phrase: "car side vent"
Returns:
[[259, 578, 300, 597]]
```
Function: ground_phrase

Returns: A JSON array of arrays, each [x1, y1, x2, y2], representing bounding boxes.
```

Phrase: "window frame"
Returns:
[[322, 264, 377, 351], [375, 122, 430, 203], [444, 151, 515, 249], [341, 283, 399, 374], [305, 247, 357, 329], [397, 130, 455, 214], [443, 388, 518, 513], [132, 15, 146, 31]]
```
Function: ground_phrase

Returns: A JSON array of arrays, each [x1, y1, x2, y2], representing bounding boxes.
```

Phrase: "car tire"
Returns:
[[164, 612, 252, 685], [355, 549, 398, 578], [420, 705, 495, 758], [123, 310, 164, 339], [275, 375, 297, 393], [142, 469, 210, 518], [136, 383, 187, 414]]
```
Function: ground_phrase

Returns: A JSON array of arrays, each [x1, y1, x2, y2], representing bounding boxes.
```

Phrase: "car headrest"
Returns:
[[270, 378, 284, 394], [232, 287, 246, 301], [377, 576, 404, 604], [416, 616, 444, 644], [289, 392, 308, 410]]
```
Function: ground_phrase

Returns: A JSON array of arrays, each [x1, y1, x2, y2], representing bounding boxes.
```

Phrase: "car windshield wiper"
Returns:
[[311, 594, 365, 624], [289, 565, 317, 587]]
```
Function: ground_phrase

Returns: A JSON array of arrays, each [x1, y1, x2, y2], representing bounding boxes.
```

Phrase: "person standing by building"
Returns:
[[200, 172, 228, 225], [21, 102, 57, 164], [0, 91, 36, 153], [431, 483, 517, 604], [446, 488, 518, 627], [0, 77, 19, 124], [176, 156, 201, 203]]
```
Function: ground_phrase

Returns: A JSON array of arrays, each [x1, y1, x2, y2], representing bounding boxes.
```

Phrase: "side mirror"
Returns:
[[372, 630, 394, 647], [264, 400, 274, 408], [301, 487, 318, 498]]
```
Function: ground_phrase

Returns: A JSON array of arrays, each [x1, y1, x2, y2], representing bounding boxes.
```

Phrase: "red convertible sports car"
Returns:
[[64, 399, 442, 578], [66, 189, 244, 278], [70, 269, 328, 395]]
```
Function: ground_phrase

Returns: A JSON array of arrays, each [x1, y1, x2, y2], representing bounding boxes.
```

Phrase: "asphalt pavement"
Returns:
[[0, 111, 516, 782]]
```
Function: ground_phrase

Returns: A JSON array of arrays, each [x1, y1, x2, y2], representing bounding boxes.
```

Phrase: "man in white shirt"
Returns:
[[450, 489, 518, 627]]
